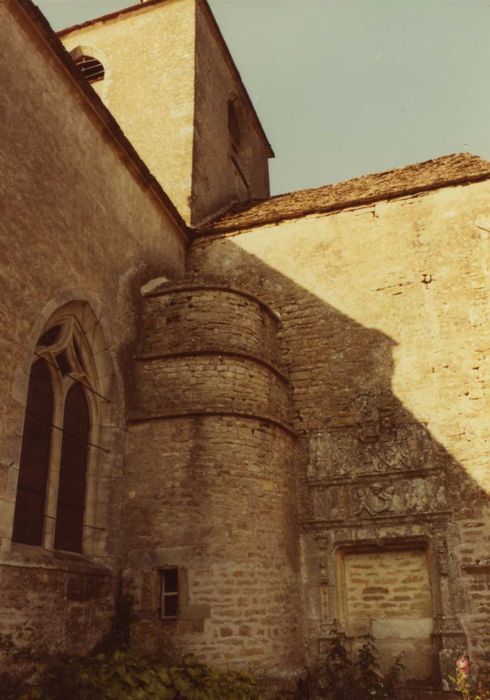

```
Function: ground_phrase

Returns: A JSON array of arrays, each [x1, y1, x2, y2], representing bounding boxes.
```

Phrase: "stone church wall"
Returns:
[[0, 0, 186, 653], [189, 180, 490, 682], [2, 0, 490, 685]]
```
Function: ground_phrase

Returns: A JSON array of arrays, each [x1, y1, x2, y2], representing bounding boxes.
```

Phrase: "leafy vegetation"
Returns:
[[447, 654, 490, 700], [0, 594, 264, 699], [1, 593, 489, 699], [317, 628, 403, 699], [0, 642, 264, 700]]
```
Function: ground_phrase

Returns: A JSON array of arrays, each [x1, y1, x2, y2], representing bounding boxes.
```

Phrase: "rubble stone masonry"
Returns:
[[190, 179, 490, 683], [0, 0, 185, 654], [2, 0, 490, 691], [124, 281, 303, 673]]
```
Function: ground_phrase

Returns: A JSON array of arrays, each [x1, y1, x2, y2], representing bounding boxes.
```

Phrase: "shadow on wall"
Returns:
[[188, 236, 490, 687]]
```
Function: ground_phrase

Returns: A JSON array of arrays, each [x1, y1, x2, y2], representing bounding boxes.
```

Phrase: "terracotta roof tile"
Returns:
[[199, 153, 490, 235]]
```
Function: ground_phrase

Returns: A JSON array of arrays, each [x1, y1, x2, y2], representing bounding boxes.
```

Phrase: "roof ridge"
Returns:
[[267, 152, 482, 202]]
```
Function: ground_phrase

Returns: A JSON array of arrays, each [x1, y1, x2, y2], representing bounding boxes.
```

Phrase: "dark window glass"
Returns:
[[38, 325, 62, 347], [161, 568, 179, 618], [54, 383, 90, 553], [55, 350, 71, 376], [164, 568, 178, 593], [163, 594, 179, 618], [12, 360, 53, 545]]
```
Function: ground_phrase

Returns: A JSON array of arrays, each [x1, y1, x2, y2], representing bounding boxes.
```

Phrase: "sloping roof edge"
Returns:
[[195, 153, 490, 236], [57, 0, 171, 36], [14, 0, 188, 239], [57, 0, 273, 157]]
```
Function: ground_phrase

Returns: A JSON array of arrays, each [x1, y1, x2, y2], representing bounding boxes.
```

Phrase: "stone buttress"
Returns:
[[123, 279, 303, 673]]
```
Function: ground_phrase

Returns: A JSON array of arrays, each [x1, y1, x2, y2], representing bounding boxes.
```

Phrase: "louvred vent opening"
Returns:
[[75, 55, 104, 83]]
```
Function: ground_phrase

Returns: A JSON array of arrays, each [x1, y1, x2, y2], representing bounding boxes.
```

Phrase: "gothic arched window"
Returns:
[[12, 316, 99, 553], [12, 359, 53, 546], [53, 382, 90, 552]]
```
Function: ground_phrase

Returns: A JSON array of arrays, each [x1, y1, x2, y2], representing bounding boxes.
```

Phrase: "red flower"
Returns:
[[456, 655, 470, 677]]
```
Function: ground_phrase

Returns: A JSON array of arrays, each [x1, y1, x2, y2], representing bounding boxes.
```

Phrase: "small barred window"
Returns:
[[75, 55, 105, 83]]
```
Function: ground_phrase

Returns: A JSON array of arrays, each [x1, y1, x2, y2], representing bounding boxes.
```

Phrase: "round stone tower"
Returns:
[[123, 280, 303, 674]]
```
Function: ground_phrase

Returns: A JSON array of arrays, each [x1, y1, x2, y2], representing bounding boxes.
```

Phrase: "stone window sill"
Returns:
[[1, 542, 113, 576]]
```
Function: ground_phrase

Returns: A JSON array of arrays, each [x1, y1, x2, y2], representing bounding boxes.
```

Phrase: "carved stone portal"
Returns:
[[337, 547, 435, 680]]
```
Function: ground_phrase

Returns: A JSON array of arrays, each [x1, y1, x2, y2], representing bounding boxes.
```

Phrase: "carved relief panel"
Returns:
[[306, 392, 449, 524], [304, 392, 466, 683], [309, 475, 447, 522]]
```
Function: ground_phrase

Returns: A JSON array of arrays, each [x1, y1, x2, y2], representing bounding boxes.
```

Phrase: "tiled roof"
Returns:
[[199, 153, 490, 234]]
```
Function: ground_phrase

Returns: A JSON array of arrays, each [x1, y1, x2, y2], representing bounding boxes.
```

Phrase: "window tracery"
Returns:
[[12, 315, 101, 554]]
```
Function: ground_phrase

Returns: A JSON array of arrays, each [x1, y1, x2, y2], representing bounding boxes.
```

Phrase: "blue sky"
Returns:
[[36, 0, 490, 195]]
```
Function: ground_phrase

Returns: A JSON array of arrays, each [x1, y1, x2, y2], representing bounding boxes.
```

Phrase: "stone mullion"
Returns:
[[43, 371, 65, 551]]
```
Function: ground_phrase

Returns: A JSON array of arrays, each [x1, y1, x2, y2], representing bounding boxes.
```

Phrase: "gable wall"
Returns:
[[190, 180, 490, 681], [61, 0, 197, 222]]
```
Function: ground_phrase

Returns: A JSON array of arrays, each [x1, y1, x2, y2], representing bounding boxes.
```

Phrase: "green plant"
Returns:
[[318, 630, 353, 699], [448, 655, 490, 700], [318, 628, 404, 700], [357, 632, 388, 699], [0, 640, 264, 700], [0, 590, 265, 700], [29, 650, 263, 700]]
